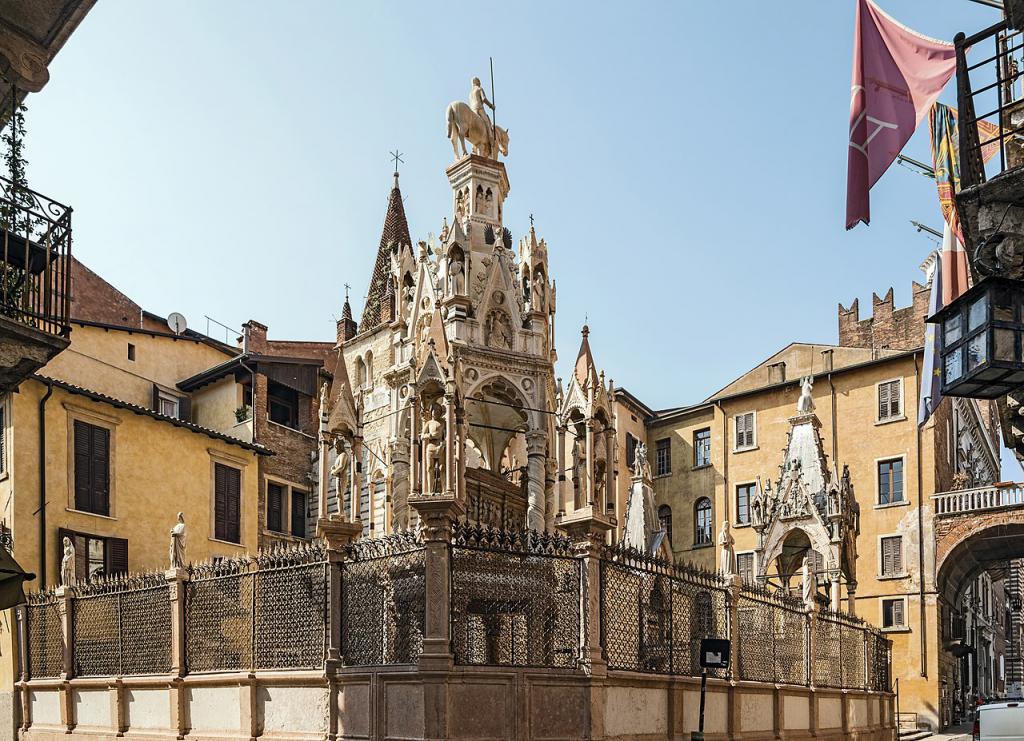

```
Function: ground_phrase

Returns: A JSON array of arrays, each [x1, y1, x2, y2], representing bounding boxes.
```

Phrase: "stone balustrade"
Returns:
[[932, 482, 1024, 516]]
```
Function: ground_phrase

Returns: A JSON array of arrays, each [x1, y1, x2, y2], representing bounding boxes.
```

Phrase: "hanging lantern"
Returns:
[[927, 276, 1024, 399]]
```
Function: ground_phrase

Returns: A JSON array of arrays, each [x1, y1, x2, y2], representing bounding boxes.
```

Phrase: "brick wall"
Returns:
[[838, 283, 930, 351], [68, 258, 142, 325]]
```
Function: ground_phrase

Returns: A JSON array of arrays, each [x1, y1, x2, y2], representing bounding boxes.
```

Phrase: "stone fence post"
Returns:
[[165, 567, 189, 740], [557, 506, 613, 740], [55, 585, 75, 733], [409, 494, 464, 740]]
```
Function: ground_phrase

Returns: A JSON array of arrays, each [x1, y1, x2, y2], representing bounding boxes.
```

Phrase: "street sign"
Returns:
[[693, 639, 731, 741], [699, 638, 731, 669]]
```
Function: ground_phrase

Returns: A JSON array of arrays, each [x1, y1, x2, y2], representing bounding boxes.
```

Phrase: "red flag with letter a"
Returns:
[[846, 0, 957, 229]]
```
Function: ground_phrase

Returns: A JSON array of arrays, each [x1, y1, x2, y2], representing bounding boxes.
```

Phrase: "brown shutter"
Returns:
[[882, 538, 894, 576], [214, 463, 228, 541], [890, 381, 900, 417], [152, 384, 161, 413], [178, 395, 192, 423], [90, 425, 110, 516], [735, 415, 744, 449], [893, 600, 904, 626], [267, 483, 283, 532], [892, 536, 903, 574], [878, 382, 890, 419], [73, 421, 91, 511], [291, 489, 306, 538], [106, 538, 128, 575], [226, 466, 241, 543]]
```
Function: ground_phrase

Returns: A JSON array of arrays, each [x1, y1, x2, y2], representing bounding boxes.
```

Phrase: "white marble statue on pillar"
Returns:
[[801, 554, 818, 609], [169, 512, 187, 569], [60, 536, 75, 587], [718, 521, 735, 576]]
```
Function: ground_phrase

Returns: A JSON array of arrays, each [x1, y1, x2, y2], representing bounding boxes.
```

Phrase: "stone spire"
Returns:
[[360, 172, 412, 333], [336, 285, 357, 345], [327, 346, 358, 438], [573, 324, 599, 390]]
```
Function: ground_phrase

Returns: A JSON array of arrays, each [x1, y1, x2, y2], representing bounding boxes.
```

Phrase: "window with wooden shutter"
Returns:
[[883, 598, 905, 628], [881, 536, 903, 576], [735, 413, 755, 450], [214, 463, 241, 543], [655, 438, 671, 476], [291, 489, 307, 538], [106, 537, 128, 575], [737, 553, 755, 585], [878, 380, 901, 421], [267, 482, 284, 532], [73, 421, 110, 516]]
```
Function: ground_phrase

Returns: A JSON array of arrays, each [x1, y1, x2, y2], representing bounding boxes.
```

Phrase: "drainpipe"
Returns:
[[915, 353, 927, 677], [827, 373, 837, 463], [38, 379, 53, 588], [716, 400, 729, 523]]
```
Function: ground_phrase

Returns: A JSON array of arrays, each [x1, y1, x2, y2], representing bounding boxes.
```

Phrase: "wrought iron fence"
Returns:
[[450, 522, 581, 668], [599, 543, 729, 676], [868, 629, 893, 692], [186, 541, 327, 672], [0, 174, 71, 337], [735, 583, 808, 685], [341, 530, 425, 666], [24, 592, 63, 679], [74, 573, 171, 676], [812, 608, 868, 689]]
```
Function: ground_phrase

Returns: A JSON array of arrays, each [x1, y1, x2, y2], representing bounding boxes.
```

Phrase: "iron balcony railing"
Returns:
[[0, 173, 71, 337], [955, 20, 1024, 189]]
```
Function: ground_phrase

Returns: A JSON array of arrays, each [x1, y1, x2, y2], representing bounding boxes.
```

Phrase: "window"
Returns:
[[737, 552, 755, 585], [655, 438, 671, 476], [878, 379, 902, 421], [694, 497, 712, 545], [626, 433, 638, 469], [73, 420, 110, 516], [291, 489, 307, 538], [658, 504, 672, 545], [58, 528, 127, 583], [736, 483, 755, 525], [214, 463, 241, 543], [158, 392, 178, 418], [882, 598, 905, 629], [734, 412, 755, 450], [127, 343, 135, 362], [881, 535, 903, 576], [878, 458, 904, 505], [268, 381, 299, 429], [267, 482, 284, 533], [694, 428, 711, 468]]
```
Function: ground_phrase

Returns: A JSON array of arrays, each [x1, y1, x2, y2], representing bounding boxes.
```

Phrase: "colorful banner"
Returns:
[[847, 0, 957, 229], [928, 103, 972, 304]]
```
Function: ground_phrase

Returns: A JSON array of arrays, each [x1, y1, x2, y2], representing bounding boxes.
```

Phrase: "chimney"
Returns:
[[242, 320, 268, 353]]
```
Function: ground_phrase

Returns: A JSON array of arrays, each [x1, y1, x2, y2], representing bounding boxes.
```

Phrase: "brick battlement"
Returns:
[[838, 282, 930, 351]]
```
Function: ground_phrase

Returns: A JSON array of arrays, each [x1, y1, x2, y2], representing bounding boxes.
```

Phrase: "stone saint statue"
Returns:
[[319, 381, 329, 422], [60, 536, 75, 587], [633, 440, 652, 482], [448, 253, 465, 295], [801, 554, 818, 608], [421, 406, 445, 493], [797, 376, 815, 414], [330, 440, 350, 491], [169, 512, 187, 569], [718, 521, 735, 577]]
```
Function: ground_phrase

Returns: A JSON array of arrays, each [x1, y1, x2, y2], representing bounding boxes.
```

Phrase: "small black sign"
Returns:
[[699, 638, 731, 669]]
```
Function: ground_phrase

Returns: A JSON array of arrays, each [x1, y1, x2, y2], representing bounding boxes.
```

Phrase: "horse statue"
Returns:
[[446, 100, 509, 160]]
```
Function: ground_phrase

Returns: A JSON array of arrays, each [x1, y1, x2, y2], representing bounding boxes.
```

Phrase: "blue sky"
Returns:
[[23, 0, 1019, 470]]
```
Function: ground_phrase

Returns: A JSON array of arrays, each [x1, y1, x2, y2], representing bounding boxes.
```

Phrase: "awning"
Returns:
[[0, 547, 34, 610]]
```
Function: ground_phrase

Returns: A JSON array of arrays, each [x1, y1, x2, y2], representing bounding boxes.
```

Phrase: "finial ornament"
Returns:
[[390, 149, 404, 176], [797, 376, 815, 414]]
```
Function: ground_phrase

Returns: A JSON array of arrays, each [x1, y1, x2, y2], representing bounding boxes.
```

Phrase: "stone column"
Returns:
[[318, 431, 331, 521], [165, 569, 188, 676], [444, 392, 455, 497], [726, 574, 743, 680], [545, 457, 557, 531], [806, 606, 816, 688], [410, 398, 420, 498], [603, 427, 615, 517], [409, 494, 465, 740], [555, 424, 566, 516], [585, 418, 595, 506], [349, 438, 362, 524], [390, 438, 410, 531], [525, 430, 547, 532], [15, 606, 29, 733], [456, 406, 467, 504], [830, 574, 842, 612], [847, 582, 857, 617]]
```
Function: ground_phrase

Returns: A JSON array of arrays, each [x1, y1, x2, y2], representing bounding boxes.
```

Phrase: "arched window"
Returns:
[[658, 504, 673, 546], [694, 497, 712, 545], [354, 357, 366, 388], [364, 351, 373, 387]]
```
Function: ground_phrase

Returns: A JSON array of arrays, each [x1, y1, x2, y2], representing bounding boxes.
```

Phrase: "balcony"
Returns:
[[0, 175, 71, 392]]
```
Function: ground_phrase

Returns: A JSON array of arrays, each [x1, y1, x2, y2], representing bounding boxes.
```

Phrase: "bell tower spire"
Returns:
[[360, 169, 412, 333]]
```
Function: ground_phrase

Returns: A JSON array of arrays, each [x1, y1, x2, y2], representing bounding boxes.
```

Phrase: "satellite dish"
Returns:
[[167, 312, 188, 336]]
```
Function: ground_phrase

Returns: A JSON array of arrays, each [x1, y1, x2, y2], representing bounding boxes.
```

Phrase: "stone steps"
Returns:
[[898, 731, 933, 740]]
